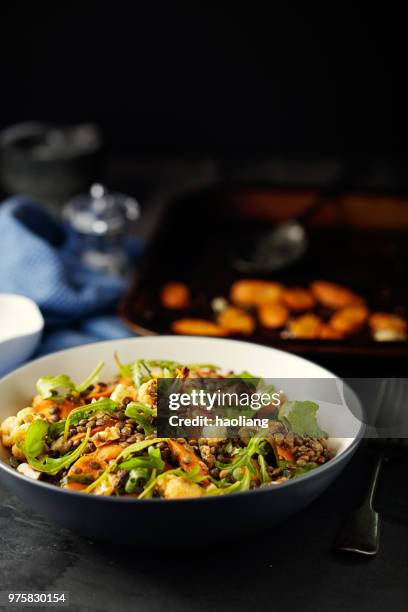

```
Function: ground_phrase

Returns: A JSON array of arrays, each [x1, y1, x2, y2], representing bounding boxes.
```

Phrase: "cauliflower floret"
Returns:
[[12, 444, 26, 461], [91, 425, 121, 448], [9, 422, 32, 460], [110, 383, 137, 403], [17, 463, 41, 480], [10, 421, 31, 445], [93, 473, 117, 496], [16, 407, 35, 423], [158, 475, 203, 499], [137, 379, 157, 409], [0, 416, 19, 447], [0, 409, 34, 448]]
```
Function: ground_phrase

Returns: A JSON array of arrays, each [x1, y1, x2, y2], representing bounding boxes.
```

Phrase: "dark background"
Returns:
[[1, 3, 406, 157]]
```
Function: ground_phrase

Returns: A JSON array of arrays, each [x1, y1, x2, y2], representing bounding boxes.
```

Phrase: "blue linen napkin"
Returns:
[[0, 197, 137, 356]]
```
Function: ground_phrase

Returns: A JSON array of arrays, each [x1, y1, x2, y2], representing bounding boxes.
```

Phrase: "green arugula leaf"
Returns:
[[85, 438, 167, 493], [119, 446, 164, 472], [48, 420, 66, 439], [278, 400, 328, 438], [145, 359, 181, 370], [23, 419, 91, 475], [63, 398, 118, 440], [137, 465, 208, 499], [206, 466, 252, 496], [76, 361, 104, 393], [124, 402, 155, 435], [215, 435, 266, 471], [279, 459, 319, 478], [114, 352, 133, 379], [125, 402, 154, 418], [125, 467, 150, 493], [36, 375, 75, 399], [258, 455, 271, 483], [132, 360, 153, 387], [23, 419, 48, 458], [186, 363, 220, 371], [228, 370, 258, 379], [130, 415, 155, 435], [36, 362, 104, 399], [174, 465, 208, 483]]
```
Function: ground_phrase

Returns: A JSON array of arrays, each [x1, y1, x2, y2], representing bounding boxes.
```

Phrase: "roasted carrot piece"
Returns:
[[318, 324, 344, 340], [66, 454, 107, 490], [69, 432, 86, 444], [161, 282, 190, 309], [250, 458, 261, 482], [230, 279, 283, 307], [289, 313, 323, 339], [217, 306, 255, 335], [65, 443, 123, 491], [84, 385, 115, 400], [171, 319, 227, 337], [167, 439, 209, 482], [258, 303, 289, 329], [329, 305, 369, 335], [66, 481, 88, 491], [369, 312, 407, 333], [33, 398, 81, 421], [310, 280, 363, 310], [276, 446, 295, 462], [95, 443, 123, 462], [282, 288, 316, 312]]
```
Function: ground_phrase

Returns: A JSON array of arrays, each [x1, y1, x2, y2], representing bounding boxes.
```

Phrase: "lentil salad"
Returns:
[[0, 357, 333, 498]]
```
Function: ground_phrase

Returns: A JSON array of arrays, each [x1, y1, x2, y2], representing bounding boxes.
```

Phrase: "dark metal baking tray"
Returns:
[[120, 185, 408, 376]]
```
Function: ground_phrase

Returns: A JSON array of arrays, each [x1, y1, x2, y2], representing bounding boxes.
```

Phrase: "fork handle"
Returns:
[[334, 451, 384, 556]]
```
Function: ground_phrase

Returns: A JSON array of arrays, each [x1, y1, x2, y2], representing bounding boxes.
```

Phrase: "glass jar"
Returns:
[[63, 183, 140, 277]]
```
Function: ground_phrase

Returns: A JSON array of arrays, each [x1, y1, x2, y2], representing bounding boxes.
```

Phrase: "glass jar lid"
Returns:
[[64, 183, 140, 236]]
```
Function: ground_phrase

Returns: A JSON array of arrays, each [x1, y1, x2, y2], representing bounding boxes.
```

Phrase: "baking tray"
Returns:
[[120, 185, 408, 376]]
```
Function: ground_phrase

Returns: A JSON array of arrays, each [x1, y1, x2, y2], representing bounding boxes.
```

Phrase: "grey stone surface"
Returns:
[[1, 445, 408, 612]]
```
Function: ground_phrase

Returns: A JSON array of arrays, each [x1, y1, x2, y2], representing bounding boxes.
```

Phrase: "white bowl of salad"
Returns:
[[0, 336, 363, 544]]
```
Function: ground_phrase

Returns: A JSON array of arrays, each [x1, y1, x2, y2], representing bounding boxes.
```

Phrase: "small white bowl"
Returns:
[[0, 294, 44, 376]]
